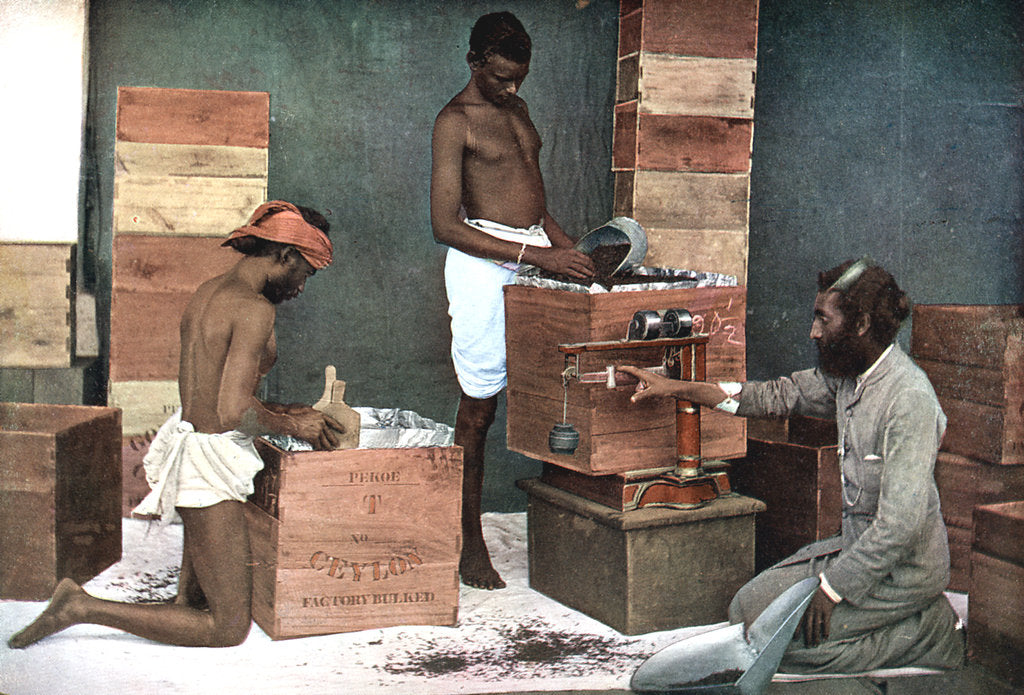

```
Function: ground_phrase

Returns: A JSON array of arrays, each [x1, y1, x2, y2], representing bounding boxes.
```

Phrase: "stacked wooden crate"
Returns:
[[0, 403, 121, 599], [505, 284, 747, 470], [731, 415, 842, 572], [108, 87, 269, 514], [910, 304, 1024, 590], [968, 501, 1024, 686], [0, 243, 76, 369], [613, 0, 759, 283]]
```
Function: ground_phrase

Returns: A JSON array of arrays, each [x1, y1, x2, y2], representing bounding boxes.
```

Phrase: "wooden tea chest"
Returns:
[[910, 304, 1024, 465], [968, 501, 1024, 686], [933, 451, 1024, 591], [0, 242, 76, 369], [504, 284, 746, 474], [519, 478, 763, 634], [0, 403, 121, 599], [730, 415, 841, 572], [245, 439, 463, 639]]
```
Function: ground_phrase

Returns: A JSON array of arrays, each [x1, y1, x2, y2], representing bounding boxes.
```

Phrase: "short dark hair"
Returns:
[[818, 260, 911, 346], [226, 205, 330, 258], [468, 12, 531, 66]]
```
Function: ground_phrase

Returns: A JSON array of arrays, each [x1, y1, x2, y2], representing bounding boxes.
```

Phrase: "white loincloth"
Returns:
[[445, 218, 551, 399], [132, 409, 264, 524]]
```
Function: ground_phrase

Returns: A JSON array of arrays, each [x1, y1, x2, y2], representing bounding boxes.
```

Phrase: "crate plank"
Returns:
[[640, 0, 759, 59], [620, 0, 643, 16], [968, 551, 1024, 685], [618, 8, 642, 57], [915, 358, 1004, 407], [112, 234, 238, 294], [635, 115, 753, 173], [246, 441, 462, 639], [110, 235, 238, 381], [115, 141, 268, 179], [116, 86, 269, 148], [973, 500, 1024, 568], [613, 171, 636, 219], [616, 54, 640, 103], [625, 171, 750, 231], [639, 54, 756, 118], [938, 396, 1023, 465], [0, 403, 121, 599], [645, 228, 748, 283], [113, 175, 267, 237], [934, 452, 1024, 529], [612, 101, 638, 171], [107, 380, 180, 436], [0, 243, 75, 368], [911, 304, 1024, 369], [121, 433, 155, 517]]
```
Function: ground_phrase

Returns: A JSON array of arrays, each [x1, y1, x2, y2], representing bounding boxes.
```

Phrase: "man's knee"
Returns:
[[728, 582, 752, 625], [457, 394, 498, 431], [209, 616, 251, 647]]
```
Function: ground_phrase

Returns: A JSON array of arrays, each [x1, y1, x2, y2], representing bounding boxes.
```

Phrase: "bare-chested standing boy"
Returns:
[[9, 201, 345, 648], [431, 12, 594, 589]]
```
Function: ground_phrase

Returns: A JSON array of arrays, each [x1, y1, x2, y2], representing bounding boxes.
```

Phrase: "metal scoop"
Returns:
[[630, 577, 820, 694], [573, 216, 648, 275]]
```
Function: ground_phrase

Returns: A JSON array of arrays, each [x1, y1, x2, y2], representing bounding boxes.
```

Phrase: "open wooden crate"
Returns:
[[245, 440, 463, 639]]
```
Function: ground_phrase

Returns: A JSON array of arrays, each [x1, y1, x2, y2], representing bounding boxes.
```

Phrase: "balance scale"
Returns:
[[543, 309, 733, 511]]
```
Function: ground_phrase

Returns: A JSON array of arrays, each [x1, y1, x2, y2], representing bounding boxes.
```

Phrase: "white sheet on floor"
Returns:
[[0, 513, 968, 695]]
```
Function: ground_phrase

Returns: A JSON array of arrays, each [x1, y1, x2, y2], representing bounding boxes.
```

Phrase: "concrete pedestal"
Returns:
[[518, 478, 765, 635]]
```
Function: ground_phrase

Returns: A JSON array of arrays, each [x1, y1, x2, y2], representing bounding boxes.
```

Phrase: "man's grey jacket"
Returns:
[[736, 344, 950, 608]]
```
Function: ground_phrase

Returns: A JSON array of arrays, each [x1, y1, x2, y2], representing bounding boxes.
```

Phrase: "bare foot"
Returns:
[[460, 552, 506, 590], [7, 578, 86, 648]]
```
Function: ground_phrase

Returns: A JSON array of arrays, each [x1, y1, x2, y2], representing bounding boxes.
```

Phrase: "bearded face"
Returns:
[[816, 324, 870, 377], [811, 291, 870, 378]]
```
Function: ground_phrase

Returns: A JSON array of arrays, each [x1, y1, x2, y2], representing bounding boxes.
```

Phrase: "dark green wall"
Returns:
[[83, 0, 1022, 511], [84, 0, 619, 512], [748, 0, 1023, 379]]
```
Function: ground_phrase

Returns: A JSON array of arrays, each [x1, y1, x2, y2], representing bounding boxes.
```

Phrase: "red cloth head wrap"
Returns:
[[223, 201, 333, 270]]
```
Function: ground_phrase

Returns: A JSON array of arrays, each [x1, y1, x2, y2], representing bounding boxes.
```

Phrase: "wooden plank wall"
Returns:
[[613, 0, 758, 283], [109, 87, 269, 437]]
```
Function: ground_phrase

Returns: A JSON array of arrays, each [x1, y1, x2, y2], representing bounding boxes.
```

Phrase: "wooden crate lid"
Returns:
[[973, 500, 1024, 567]]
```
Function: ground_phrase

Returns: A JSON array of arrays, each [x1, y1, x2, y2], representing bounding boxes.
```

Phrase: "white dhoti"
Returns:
[[132, 409, 264, 524], [444, 218, 551, 399]]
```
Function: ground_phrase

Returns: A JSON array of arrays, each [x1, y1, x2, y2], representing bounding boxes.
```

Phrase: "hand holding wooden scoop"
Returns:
[[312, 365, 361, 450]]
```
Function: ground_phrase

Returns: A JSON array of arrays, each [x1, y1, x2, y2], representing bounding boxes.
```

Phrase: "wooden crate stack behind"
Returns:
[[910, 304, 1024, 591], [108, 87, 269, 513], [968, 501, 1024, 686], [245, 441, 463, 639], [505, 284, 746, 474], [614, 0, 759, 283], [0, 403, 121, 599], [0, 243, 76, 369], [731, 415, 841, 572]]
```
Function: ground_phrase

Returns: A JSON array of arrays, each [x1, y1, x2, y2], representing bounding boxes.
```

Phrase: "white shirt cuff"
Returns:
[[819, 573, 842, 603], [715, 382, 743, 413]]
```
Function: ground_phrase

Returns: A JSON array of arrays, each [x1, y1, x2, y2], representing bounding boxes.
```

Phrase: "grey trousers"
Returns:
[[728, 553, 965, 674]]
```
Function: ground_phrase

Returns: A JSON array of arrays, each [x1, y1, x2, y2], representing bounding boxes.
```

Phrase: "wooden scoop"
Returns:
[[312, 365, 361, 450]]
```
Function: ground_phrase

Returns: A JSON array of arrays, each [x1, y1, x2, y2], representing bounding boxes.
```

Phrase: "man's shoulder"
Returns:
[[190, 275, 273, 323]]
